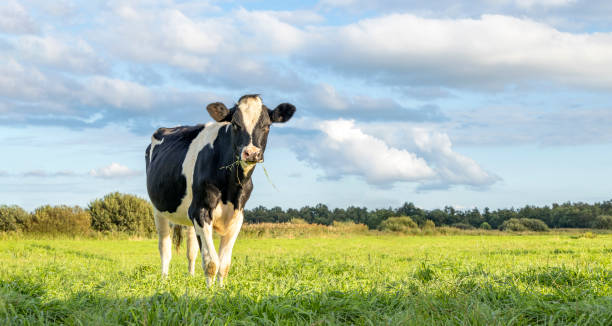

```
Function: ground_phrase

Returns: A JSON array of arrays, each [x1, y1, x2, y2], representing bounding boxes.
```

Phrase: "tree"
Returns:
[[592, 215, 612, 229], [28, 205, 91, 235], [0, 205, 30, 232], [466, 208, 483, 227]]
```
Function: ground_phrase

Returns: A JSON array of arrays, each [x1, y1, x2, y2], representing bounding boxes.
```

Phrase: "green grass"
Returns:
[[1, 234, 611, 325]]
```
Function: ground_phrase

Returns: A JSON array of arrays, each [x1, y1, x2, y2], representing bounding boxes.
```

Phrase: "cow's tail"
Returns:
[[172, 224, 183, 252]]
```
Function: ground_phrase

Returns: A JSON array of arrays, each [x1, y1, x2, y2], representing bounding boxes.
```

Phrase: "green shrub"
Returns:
[[499, 218, 528, 231], [378, 216, 418, 233], [519, 218, 549, 231], [499, 218, 548, 232], [421, 219, 436, 230], [479, 222, 492, 230], [0, 205, 30, 232], [591, 215, 612, 229], [89, 192, 155, 236], [28, 205, 91, 235]]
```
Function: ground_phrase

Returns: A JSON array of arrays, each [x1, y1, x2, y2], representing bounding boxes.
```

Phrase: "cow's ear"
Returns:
[[268, 103, 296, 123], [206, 102, 232, 122]]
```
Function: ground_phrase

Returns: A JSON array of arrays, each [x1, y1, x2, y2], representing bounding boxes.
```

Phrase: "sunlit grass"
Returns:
[[1, 234, 611, 325]]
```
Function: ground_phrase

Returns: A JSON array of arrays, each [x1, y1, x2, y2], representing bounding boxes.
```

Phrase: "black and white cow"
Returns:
[[145, 95, 295, 286]]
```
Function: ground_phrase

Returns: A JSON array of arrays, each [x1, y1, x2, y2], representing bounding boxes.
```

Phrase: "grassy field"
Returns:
[[1, 234, 611, 325]]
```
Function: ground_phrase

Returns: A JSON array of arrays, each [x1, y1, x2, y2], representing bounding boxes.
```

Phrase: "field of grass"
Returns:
[[1, 233, 611, 325]]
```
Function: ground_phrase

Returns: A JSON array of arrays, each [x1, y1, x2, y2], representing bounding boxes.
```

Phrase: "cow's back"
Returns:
[[146, 125, 206, 213]]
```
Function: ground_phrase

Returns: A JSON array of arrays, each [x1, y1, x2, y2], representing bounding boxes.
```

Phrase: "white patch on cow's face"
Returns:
[[149, 137, 164, 163], [237, 96, 262, 134]]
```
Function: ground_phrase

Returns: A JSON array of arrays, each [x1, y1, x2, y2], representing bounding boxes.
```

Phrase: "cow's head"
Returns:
[[206, 95, 295, 164]]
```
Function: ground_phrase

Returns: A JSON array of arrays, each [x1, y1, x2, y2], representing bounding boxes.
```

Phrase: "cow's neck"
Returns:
[[215, 133, 254, 210]]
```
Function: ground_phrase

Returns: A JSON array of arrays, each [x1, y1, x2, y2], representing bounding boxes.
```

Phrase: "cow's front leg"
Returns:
[[190, 206, 219, 286], [217, 210, 244, 287]]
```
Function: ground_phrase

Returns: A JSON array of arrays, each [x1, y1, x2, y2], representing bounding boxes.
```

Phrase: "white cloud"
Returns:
[[304, 83, 447, 121], [84, 76, 153, 110], [0, 0, 38, 34], [301, 14, 612, 90], [3, 1, 612, 149], [96, 5, 230, 72], [294, 119, 499, 188], [310, 84, 349, 111], [511, 0, 576, 9], [233, 8, 306, 54], [72, 4, 612, 93], [263, 10, 324, 26], [313, 119, 435, 184], [0, 58, 76, 111], [22, 170, 77, 177], [89, 163, 141, 179], [409, 128, 500, 188], [14, 35, 106, 74], [319, 0, 579, 13]]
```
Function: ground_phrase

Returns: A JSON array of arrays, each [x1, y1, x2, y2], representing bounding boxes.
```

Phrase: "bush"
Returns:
[[89, 192, 155, 236], [27, 205, 91, 235], [499, 218, 527, 231], [451, 222, 475, 230], [421, 220, 436, 230], [519, 218, 549, 231], [592, 215, 612, 229], [479, 222, 492, 230], [378, 216, 418, 233], [500, 218, 549, 232], [0, 205, 30, 232]]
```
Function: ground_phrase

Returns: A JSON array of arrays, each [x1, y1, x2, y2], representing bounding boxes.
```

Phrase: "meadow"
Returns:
[[1, 233, 611, 325]]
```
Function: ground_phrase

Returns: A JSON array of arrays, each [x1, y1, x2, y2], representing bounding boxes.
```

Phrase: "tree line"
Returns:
[[2, 194, 611, 236], [245, 201, 612, 230]]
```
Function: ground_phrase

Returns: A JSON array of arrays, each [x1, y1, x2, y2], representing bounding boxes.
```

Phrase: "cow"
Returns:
[[145, 94, 295, 286]]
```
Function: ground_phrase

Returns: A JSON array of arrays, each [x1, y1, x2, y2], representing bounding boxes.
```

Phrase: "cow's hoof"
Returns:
[[205, 261, 218, 277]]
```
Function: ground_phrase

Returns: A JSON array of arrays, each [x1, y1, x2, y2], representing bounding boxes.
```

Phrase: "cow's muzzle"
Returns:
[[241, 145, 262, 163]]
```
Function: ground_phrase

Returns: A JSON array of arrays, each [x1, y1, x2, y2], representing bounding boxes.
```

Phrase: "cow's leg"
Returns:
[[154, 212, 172, 277], [217, 211, 244, 287], [185, 226, 198, 276], [191, 208, 219, 287]]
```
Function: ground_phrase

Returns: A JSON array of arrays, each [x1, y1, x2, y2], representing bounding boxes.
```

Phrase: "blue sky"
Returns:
[[1, 0, 612, 211]]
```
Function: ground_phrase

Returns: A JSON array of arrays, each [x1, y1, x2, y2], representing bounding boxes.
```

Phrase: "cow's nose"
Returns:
[[242, 146, 260, 162]]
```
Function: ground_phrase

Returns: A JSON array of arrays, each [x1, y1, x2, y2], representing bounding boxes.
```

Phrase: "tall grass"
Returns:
[[240, 221, 369, 238]]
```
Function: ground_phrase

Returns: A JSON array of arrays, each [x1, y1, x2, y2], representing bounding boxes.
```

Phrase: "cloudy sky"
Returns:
[[2, 0, 612, 211]]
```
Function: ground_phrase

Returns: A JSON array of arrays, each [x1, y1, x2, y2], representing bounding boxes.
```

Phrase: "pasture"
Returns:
[[1, 234, 611, 325]]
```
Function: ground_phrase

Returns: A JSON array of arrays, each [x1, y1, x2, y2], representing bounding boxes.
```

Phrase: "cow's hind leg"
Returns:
[[186, 226, 198, 276], [217, 211, 244, 287], [154, 212, 172, 277]]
